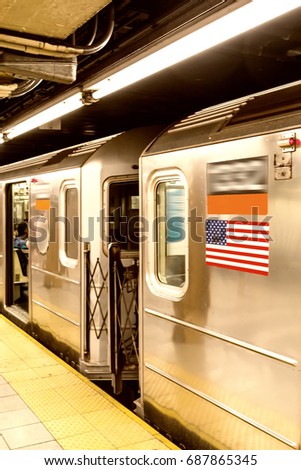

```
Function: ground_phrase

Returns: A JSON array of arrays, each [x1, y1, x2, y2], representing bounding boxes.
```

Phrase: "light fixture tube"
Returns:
[[0, 0, 299, 143], [91, 0, 301, 100], [2, 92, 83, 141]]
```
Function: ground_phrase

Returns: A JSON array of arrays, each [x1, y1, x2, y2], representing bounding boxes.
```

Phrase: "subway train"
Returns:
[[1, 80, 301, 450]]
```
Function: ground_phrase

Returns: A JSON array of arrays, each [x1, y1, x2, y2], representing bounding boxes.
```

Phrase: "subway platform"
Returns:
[[0, 315, 178, 450]]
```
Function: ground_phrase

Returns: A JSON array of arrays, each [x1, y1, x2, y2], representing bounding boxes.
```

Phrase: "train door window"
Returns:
[[156, 178, 187, 288], [6, 181, 29, 312], [104, 178, 139, 254], [59, 181, 79, 267], [149, 172, 188, 299]]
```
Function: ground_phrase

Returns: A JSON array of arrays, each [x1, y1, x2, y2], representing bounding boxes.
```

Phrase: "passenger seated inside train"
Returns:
[[14, 221, 29, 279], [14, 221, 29, 249]]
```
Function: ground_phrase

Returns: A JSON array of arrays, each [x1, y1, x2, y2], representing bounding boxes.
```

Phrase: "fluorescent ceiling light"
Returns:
[[1, 0, 300, 143], [91, 0, 300, 99], [3, 93, 83, 141]]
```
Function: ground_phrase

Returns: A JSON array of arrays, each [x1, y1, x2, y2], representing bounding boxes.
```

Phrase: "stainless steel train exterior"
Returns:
[[1, 80, 301, 450], [139, 80, 301, 450], [0, 126, 161, 386]]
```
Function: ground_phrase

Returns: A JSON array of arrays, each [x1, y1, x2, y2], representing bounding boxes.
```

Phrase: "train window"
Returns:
[[59, 181, 79, 267], [65, 187, 78, 260], [13, 182, 29, 224], [105, 178, 139, 253], [155, 177, 187, 289]]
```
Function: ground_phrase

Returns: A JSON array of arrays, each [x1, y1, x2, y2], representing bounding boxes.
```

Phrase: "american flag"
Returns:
[[205, 219, 269, 276]]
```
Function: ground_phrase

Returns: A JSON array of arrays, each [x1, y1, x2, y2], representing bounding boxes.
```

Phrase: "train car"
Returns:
[[138, 80, 301, 450], [0, 126, 161, 388], [1, 81, 301, 450]]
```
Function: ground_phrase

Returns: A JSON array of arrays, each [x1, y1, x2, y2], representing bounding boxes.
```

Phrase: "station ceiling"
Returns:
[[0, 0, 301, 163]]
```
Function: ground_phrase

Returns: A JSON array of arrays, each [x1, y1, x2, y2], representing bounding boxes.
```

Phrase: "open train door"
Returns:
[[80, 127, 164, 389], [106, 178, 140, 394], [4, 180, 30, 324], [83, 176, 140, 393]]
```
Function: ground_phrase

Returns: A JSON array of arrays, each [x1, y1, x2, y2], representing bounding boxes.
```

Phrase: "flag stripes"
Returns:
[[205, 219, 269, 275]]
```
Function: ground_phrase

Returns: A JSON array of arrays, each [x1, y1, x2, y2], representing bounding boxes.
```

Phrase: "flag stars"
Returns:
[[206, 219, 227, 245]]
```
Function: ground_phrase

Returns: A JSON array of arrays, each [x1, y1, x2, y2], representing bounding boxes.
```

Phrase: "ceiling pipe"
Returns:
[[9, 79, 43, 98]]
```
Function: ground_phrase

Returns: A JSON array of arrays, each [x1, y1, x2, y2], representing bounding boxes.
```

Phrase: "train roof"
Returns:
[[143, 80, 301, 155], [0, 133, 121, 178]]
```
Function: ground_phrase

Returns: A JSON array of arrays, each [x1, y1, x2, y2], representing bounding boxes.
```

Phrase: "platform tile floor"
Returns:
[[0, 315, 179, 450]]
